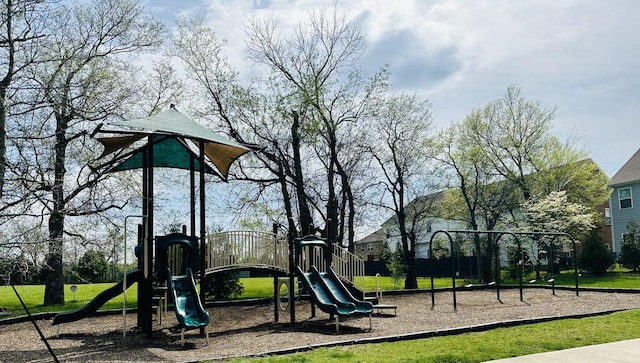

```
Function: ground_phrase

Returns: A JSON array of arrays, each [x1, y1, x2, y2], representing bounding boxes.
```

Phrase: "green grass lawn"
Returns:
[[1, 283, 138, 317], [223, 309, 640, 363], [502, 268, 640, 289]]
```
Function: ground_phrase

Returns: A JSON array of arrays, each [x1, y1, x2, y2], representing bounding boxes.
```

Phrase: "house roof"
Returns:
[[355, 228, 385, 245], [609, 148, 640, 187]]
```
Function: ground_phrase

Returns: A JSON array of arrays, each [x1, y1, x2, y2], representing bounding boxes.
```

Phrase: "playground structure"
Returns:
[[50, 228, 376, 338], [428, 229, 581, 311], [49, 105, 376, 341]]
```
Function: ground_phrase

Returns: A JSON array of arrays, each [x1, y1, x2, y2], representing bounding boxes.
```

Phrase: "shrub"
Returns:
[[618, 220, 640, 272], [578, 228, 615, 274], [506, 245, 533, 280], [203, 271, 244, 300]]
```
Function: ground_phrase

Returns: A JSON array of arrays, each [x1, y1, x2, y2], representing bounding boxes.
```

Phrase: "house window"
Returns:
[[360, 245, 365, 253], [367, 243, 373, 252], [623, 232, 636, 245], [619, 187, 633, 209], [605, 208, 611, 225]]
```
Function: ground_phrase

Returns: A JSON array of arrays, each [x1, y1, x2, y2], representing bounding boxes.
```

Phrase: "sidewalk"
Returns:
[[486, 338, 640, 362]]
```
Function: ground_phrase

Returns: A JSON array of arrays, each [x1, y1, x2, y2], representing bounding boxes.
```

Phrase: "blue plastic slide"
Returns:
[[296, 265, 372, 332], [52, 270, 141, 325], [166, 268, 209, 346], [315, 266, 374, 313]]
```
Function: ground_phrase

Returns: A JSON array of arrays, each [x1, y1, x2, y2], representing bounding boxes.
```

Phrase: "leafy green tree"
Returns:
[[436, 86, 607, 283], [578, 227, 615, 275], [437, 123, 521, 282], [619, 220, 640, 272], [77, 250, 108, 282], [465, 85, 570, 201]]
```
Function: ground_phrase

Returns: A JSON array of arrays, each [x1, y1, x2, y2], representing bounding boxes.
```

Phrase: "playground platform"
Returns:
[[486, 338, 640, 362]]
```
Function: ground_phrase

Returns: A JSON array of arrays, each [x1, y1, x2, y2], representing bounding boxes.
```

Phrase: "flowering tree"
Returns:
[[525, 190, 595, 277]]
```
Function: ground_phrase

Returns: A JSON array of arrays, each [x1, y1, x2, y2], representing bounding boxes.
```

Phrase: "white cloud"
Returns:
[[156, 0, 640, 176]]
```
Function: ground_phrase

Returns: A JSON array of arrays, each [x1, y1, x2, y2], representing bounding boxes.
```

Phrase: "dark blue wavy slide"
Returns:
[[52, 270, 141, 325]]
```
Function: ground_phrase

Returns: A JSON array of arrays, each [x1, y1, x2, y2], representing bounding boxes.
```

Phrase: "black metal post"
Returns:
[[190, 152, 196, 237], [138, 153, 147, 330], [493, 232, 501, 302], [143, 135, 154, 338], [289, 232, 296, 325], [429, 234, 435, 310], [273, 276, 279, 322], [572, 237, 580, 296], [516, 235, 524, 302], [450, 233, 457, 312], [12, 284, 59, 362], [198, 140, 207, 335], [550, 237, 556, 296]]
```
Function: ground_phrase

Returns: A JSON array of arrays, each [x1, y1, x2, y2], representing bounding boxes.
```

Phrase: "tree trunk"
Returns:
[[0, 0, 14, 199], [291, 111, 314, 236], [482, 234, 494, 283], [0, 93, 6, 199], [44, 118, 68, 305], [337, 162, 355, 252], [44, 224, 65, 305], [324, 123, 339, 258], [404, 231, 418, 289], [326, 170, 338, 262], [278, 162, 297, 239], [44, 199, 66, 305]]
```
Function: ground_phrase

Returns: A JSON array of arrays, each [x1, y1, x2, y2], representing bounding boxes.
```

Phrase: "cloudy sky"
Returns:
[[147, 0, 639, 177]]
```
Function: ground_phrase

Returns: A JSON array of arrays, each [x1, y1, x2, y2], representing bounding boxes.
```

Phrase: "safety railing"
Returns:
[[207, 231, 288, 273], [331, 244, 366, 291]]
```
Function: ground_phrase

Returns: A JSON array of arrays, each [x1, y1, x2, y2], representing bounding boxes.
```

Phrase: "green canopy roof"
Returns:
[[111, 136, 217, 174], [95, 106, 251, 179]]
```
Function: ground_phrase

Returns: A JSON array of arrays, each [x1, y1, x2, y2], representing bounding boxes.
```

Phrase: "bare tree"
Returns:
[[244, 8, 387, 250], [10, 0, 163, 305], [172, 9, 387, 251], [365, 93, 440, 289], [0, 0, 51, 199]]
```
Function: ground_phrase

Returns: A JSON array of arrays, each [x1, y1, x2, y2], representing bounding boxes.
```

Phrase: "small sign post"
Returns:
[[70, 285, 78, 302]]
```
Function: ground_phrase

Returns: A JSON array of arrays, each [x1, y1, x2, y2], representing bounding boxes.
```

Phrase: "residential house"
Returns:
[[357, 158, 612, 261], [356, 191, 467, 260], [354, 229, 385, 261], [608, 148, 640, 254]]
